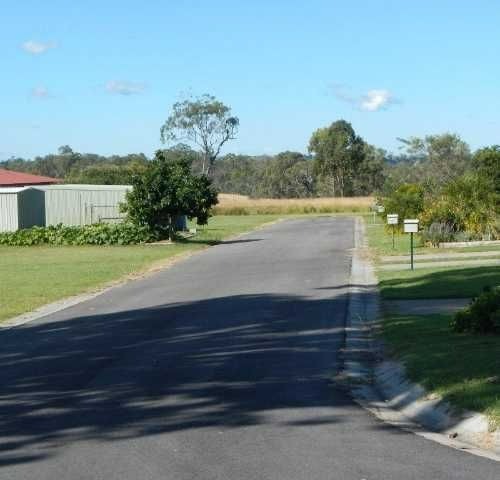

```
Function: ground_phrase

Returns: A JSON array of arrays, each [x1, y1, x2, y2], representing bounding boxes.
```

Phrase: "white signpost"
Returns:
[[404, 219, 419, 270], [372, 204, 385, 223], [387, 213, 398, 249]]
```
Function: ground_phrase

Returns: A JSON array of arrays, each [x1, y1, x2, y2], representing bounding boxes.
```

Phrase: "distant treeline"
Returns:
[[2, 125, 498, 200], [0, 145, 384, 197]]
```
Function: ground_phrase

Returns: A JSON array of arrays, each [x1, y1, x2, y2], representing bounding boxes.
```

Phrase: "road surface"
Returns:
[[0, 217, 498, 479]]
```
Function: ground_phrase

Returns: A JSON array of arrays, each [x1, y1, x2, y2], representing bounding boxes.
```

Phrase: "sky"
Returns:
[[2, 1, 500, 160]]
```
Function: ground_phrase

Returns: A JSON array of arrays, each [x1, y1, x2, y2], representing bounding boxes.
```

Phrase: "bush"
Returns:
[[451, 287, 500, 334], [122, 151, 218, 239], [0, 223, 162, 246], [421, 174, 498, 240], [380, 183, 425, 232], [420, 222, 455, 246]]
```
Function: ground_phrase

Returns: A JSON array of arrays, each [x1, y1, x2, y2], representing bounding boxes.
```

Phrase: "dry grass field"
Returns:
[[214, 194, 374, 215]]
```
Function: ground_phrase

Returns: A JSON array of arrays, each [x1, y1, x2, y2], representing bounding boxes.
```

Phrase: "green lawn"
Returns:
[[378, 266, 500, 299], [365, 216, 500, 426], [363, 216, 500, 299], [0, 215, 280, 322], [383, 313, 500, 428], [363, 215, 500, 258]]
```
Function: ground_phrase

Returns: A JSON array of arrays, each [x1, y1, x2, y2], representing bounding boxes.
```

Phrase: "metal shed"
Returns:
[[0, 187, 45, 232], [37, 184, 132, 226]]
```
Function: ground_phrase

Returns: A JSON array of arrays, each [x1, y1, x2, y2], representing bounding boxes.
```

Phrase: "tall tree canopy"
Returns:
[[308, 120, 365, 196], [160, 94, 239, 176], [473, 145, 500, 194], [397, 133, 471, 190]]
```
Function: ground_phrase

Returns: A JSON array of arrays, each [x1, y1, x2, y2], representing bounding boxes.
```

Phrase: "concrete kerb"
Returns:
[[340, 216, 500, 462]]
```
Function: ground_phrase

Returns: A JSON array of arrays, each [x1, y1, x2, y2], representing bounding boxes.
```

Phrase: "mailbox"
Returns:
[[404, 219, 419, 233], [387, 214, 398, 225]]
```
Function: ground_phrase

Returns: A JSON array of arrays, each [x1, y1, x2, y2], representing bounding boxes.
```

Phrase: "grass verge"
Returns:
[[378, 266, 500, 300], [364, 215, 500, 427], [364, 215, 500, 258], [383, 313, 500, 428], [0, 215, 280, 322]]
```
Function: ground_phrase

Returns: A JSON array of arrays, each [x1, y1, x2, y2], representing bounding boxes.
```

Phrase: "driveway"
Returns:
[[0, 217, 498, 479]]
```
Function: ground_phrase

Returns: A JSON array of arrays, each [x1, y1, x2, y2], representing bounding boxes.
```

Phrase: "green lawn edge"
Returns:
[[0, 214, 282, 322], [362, 216, 500, 427], [383, 313, 500, 428]]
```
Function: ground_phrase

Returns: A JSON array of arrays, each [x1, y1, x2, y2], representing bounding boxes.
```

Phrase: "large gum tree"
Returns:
[[160, 94, 239, 177]]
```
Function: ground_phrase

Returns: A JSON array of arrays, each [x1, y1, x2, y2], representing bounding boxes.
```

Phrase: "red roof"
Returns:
[[0, 168, 60, 187]]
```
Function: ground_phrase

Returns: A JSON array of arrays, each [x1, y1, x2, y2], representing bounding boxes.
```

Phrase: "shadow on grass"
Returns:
[[379, 266, 500, 300]]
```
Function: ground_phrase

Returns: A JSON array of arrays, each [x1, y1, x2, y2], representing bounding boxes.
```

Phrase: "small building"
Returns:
[[0, 184, 131, 232], [0, 187, 45, 232], [0, 168, 60, 187], [36, 184, 132, 226]]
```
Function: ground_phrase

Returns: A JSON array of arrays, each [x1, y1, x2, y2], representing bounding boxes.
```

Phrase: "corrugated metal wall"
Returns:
[[1, 186, 131, 231], [43, 186, 130, 226], [0, 193, 19, 232]]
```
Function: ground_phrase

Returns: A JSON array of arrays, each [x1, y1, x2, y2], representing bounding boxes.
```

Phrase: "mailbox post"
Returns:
[[387, 214, 398, 249], [404, 219, 419, 270], [372, 204, 385, 223]]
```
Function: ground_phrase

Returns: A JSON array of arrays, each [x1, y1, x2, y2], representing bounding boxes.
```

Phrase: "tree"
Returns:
[[380, 183, 425, 231], [397, 133, 471, 190], [160, 94, 239, 176], [122, 150, 218, 239], [211, 153, 264, 197], [473, 146, 500, 194], [308, 120, 365, 197], [58, 145, 74, 155], [351, 144, 385, 195], [257, 152, 315, 198], [66, 163, 147, 185]]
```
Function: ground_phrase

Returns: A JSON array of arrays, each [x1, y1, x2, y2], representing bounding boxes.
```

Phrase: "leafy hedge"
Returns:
[[451, 287, 500, 334], [0, 223, 163, 246]]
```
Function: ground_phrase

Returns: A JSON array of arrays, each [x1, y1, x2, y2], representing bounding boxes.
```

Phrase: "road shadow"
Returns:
[[0, 292, 353, 467]]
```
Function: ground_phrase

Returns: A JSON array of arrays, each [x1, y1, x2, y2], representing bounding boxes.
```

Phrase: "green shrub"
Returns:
[[451, 287, 500, 334], [380, 183, 425, 232], [0, 223, 162, 246], [421, 174, 498, 240], [421, 222, 456, 246]]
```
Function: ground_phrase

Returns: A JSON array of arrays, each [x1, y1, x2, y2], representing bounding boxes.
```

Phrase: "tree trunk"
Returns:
[[168, 215, 174, 240]]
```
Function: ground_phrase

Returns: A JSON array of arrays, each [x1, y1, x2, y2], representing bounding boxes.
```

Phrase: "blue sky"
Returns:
[[2, 1, 499, 159]]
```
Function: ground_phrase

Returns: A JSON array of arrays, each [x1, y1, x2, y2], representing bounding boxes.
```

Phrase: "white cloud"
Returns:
[[31, 86, 51, 99], [331, 84, 397, 112], [22, 40, 56, 54], [105, 80, 146, 95], [360, 89, 393, 112]]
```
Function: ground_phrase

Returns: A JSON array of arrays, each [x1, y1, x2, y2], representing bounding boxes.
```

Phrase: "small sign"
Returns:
[[387, 214, 398, 225], [377, 205, 385, 213], [404, 219, 419, 233]]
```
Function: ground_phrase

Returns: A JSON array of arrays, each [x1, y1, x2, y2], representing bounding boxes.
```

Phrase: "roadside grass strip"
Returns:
[[0, 215, 280, 322], [378, 266, 500, 300], [379, 258, 500, 271], [380, 251, 500, 264], [383, 313, 500, 428], [364, 216, 500, 258]]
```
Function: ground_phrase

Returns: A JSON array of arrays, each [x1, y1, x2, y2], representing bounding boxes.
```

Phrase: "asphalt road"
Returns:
[[0, 217, 498, 479]]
